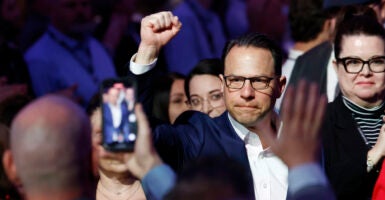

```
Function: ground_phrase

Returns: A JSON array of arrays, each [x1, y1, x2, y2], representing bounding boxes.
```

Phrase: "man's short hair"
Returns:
[[222, 33, 283, 76], [289, 0, 329, 43]]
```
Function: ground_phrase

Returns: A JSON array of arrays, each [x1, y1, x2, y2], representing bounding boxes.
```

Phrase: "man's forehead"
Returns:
[[223, 46, 275, 75]]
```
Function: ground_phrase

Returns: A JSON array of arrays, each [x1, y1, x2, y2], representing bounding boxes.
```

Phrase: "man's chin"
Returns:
[[234, 114, 259, 126]]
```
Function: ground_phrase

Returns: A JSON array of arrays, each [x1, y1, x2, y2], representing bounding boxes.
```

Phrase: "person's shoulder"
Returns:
[[326, 95, 343, 111], [174, 110, 212, 124], [24, 32, 54, 58], [298, 42, 332, 62]]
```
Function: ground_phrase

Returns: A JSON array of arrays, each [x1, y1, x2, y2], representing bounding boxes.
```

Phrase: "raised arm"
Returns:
[[135, 11, 182, 65]]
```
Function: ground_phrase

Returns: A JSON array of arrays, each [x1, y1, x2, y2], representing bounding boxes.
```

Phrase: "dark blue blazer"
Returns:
[[153, 110, 255, 197]]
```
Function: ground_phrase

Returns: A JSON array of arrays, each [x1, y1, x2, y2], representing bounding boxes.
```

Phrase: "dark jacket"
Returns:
[[322, 95, 382, 200]]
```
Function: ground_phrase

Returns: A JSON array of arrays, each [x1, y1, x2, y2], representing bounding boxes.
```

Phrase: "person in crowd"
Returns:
[[322, 8, 385, 199], [94, 82, 334, 200], [289, 0, 384, 102], [0, 0, 34, 97], [130, 11, 288, 199], [2, 95, 97, 199], [210, 0, 249, 39], [0, 123, 21, 199], [275, 0, 332, 112], [151, 73, 189, 124], [0, 93, 31, 199], [89, 108, 146, 200], [163, 0, 227, 75], [246, 0, 289, 49], [184, 58, 226, 118], [24, 0, 116, 107], [19, 0, 51, 52]]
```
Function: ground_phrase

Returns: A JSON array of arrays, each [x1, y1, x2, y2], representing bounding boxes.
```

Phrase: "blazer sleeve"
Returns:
[[141, 164, 177, 200]]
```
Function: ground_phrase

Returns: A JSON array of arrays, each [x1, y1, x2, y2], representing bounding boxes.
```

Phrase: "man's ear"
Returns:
[[2, 150, 22, 189], [219, 74, 225, 93], [276, 75, 287, 98]]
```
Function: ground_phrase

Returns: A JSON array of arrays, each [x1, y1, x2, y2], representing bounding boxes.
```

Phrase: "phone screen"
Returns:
[[101, 78, 137, 152]]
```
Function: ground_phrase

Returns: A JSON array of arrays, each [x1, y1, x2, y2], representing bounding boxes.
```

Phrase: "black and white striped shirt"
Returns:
[[342, 96, 385, 148]]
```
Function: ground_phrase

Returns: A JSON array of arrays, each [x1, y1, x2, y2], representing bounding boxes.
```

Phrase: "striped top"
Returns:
[[342, 96, 385, 148]]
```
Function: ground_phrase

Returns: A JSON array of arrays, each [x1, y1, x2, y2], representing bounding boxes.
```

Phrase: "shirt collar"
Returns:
[[287, 49, 303, 60], [228, 112, 250, 141], [228, 113, 278, 157], [227, 113, 263, 147]]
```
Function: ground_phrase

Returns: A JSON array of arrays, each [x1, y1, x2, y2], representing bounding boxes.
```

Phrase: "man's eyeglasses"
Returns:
[[223, 75, 275, 91], [186, 92, 224, 111], [336, 56, 385, 74]]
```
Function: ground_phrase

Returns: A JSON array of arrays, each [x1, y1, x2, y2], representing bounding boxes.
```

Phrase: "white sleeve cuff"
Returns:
[[129, 53, 158, 75]]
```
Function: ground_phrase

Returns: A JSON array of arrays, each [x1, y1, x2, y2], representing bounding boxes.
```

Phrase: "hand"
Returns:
[[94, 104, 162, 179], [263, 80, 327, 168], [124, 104, 163, 179], [368, 116, 385, 166], [136, 11, 182, 64], [90, 108, 134, 174]]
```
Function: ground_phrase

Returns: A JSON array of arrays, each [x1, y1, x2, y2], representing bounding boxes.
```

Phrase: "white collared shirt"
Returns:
[[108, 103, 122, 128], [228, 114, 288, 200], [326, 49, 339, 102]]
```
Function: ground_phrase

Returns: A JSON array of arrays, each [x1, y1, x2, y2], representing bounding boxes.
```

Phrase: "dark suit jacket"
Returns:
[[289, 42, 333, 94], [322, 95, 381, 200], [153, 110, 255, 198]]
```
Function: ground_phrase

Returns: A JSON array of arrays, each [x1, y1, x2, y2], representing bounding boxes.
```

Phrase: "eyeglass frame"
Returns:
[[335, 56, 385, 74], [222, 75, 277, 91]]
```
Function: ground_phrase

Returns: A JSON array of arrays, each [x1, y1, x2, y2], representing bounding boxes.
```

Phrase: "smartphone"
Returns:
[[101, 77, 137, 152]]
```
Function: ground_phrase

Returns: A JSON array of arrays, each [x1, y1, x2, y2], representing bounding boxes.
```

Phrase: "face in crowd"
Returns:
[[51, 0, 94, 37], [168, 78, 188, 124], [188, 74, 225, 118], [220, 34, 286, 127], [334, 9, 385, 108], [335, 34, 385, 107]]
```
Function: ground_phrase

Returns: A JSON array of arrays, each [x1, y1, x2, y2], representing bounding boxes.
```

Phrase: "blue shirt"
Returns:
[[164, 0, 227, 75], [24, 26, 116, 106]]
